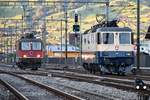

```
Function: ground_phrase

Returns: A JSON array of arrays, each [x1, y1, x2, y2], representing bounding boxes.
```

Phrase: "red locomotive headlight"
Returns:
[[133, 45, 137, 50], [23, 54, 27, 58], [37, 54, 41, 58]]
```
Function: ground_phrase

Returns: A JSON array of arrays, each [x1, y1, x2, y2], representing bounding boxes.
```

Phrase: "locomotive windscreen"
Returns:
[[119, 33, 130, 44], [21, 42, 31, 50], [21, 42, 42, 50], [32, 42, 42, 50], [103, 33, 114, 44]]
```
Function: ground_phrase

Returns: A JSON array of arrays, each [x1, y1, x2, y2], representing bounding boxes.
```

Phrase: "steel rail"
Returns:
[[8, 71, 48, 76], [0, 79, 29, 100], [0, 70, 84, 100], [49, 70, 150, 86], [46, 68, 150, 81]]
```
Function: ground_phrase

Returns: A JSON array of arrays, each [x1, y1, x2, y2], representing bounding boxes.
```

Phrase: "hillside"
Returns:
[[0, 0, 150, 44]]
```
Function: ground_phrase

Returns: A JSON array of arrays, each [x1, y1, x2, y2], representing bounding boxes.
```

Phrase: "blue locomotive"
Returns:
[[82, 21, 135, 75]]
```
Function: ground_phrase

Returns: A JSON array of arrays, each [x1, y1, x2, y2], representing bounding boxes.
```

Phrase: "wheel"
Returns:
[[131, 68, 136, 75], [83, 63, 88, 70], [18, 64, 25, 70], [31, 67, 38, 70], [117, 72, 125, 76], [20, 67, 26, 70]]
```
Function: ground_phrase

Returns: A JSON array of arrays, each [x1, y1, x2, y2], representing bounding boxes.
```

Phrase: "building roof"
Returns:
[[46, 44, 80, 52]]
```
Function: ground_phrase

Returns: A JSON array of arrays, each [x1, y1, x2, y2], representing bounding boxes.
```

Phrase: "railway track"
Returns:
[[0, 64, 150, 98], [0, 65, 48, 76], [44, 68, 150, 81], [102, 74, 150, 82], [1, 63, 150, 81], [0, 79, 28, 100], [41, 65, 150, 81], [0, 70, 83, 100], [47, 70, 150, 95]]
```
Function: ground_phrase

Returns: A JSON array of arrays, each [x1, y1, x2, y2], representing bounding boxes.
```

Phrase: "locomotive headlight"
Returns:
[[23, 55, 27, 58], [136, 85, 140, 89], [37, 54, 41, 58], [126, 52, 131, 56], [143, 86, 147, 89]]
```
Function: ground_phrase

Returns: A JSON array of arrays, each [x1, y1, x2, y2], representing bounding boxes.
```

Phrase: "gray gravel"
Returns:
[[0, 83, 18, 100], [0, 64, 150, 100], [0, 74, 64, 100], [21, 75, 147, 100]]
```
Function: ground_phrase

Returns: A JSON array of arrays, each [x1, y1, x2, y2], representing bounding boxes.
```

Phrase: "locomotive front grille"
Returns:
[[102, 51, 134, 57], [103, 57, 134, 66]]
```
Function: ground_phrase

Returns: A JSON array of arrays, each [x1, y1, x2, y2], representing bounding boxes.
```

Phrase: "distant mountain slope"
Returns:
[[0, 0, 150, 44], [0, 6, 23, 17]]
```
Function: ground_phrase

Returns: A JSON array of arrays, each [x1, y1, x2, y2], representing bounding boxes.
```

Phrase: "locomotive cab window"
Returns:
[[83, 38, 86, 44], [97, 33, 101, 44], [103, 33, 114, 44], [21, 42, 31, 50], [32, 42, 42, 50], [119, 33, 130, 44]]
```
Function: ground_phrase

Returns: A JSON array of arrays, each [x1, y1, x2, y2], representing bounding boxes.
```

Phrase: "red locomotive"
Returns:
[[16, 33, 44, 70]]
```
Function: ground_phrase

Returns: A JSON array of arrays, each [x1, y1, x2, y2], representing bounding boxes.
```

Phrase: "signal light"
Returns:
[[73, 25, 80, 32], [143, 86, 147, 89], [135, 78, 147, 90], [75, 14, 78, 23], [133, 45, 137, 50], [136, 85, 140, 89]]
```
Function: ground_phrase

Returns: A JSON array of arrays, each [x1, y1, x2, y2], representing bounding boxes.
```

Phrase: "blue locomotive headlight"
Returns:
[[126, 52, 132, 56]]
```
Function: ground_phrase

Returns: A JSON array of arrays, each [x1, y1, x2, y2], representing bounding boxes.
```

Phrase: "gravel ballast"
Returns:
[[22, 75, 145, 100]]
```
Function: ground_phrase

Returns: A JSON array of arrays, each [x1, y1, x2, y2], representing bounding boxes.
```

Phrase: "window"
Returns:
[[84, 38, 86, 44], [32, 42, 42, 50], [88, 36, 90, 44], [119, 33, 130, 44], [21, 42, 31, 50], [97, 33, 101, 44], [88, 40, 90, 44], [103, 33, 114, 44], [91, 34, 94, 43]]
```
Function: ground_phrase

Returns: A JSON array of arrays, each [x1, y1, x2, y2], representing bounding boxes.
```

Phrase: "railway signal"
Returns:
[[74, 13, 78, 23], [73, 25, 80, 32], [135, 78, 147, 90], [73, 12, 80, 32]]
